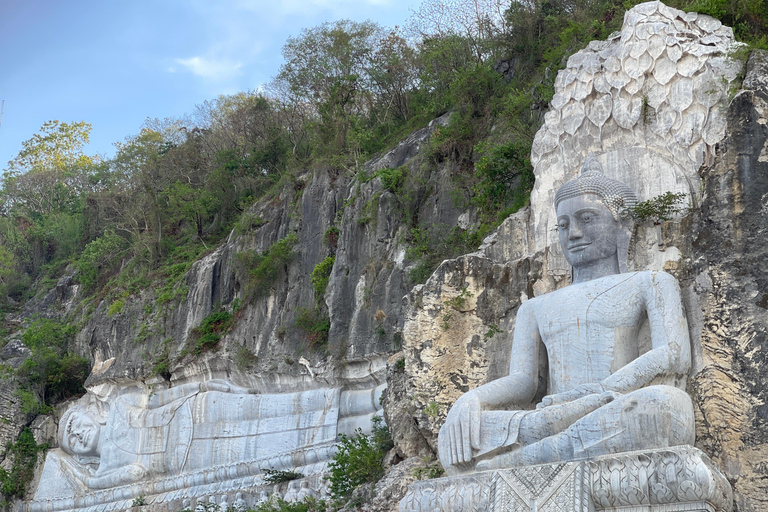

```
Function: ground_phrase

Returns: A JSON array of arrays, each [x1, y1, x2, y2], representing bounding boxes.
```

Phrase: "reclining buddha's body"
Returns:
[[438, 164, 694, 474]]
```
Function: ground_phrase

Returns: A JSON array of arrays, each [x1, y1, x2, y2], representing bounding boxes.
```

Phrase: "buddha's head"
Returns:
[[554, 157, 637, 278], [59, 403, 106, 460]]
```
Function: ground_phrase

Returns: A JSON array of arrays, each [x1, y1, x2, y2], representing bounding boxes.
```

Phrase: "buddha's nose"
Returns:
[[569, 223, 583, 239]]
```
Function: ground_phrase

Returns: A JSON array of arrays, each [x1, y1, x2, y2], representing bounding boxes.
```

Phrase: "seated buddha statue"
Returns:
[[438, 162, 694, 474]]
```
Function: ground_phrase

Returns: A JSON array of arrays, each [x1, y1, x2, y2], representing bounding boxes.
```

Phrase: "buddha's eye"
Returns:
[[557, 220, 568, 230], [581, 213, 593, 222]]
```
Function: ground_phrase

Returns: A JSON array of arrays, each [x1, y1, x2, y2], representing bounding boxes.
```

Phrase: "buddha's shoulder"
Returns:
[[527, 271, 677, 304]]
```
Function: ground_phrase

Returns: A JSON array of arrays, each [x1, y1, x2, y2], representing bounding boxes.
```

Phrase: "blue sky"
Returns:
[[0, 0, 415, 168]]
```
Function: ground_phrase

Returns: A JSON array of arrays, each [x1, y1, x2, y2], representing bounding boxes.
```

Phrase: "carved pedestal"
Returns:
[[399, 446, 733, 512]]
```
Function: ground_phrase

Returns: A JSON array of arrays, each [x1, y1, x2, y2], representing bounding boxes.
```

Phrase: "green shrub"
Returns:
[[310, 256, 335, 302], [473, 140, 534, 217], [629, 192, 687, 224], [328, 416, 392, 499], [378, 166, 408, 194], [186, 309, 234, 355], [323, 227, 340, 251], [237, 233, 298, 300], [262, 468, 303, 484], [295, 308, 331, 346], [235, 345, 259, 371], [16, 319, 89, 408], [0, 428, 47, 501]]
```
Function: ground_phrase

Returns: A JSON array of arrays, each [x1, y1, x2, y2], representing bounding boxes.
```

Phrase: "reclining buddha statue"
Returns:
[[438, 159, 694, 474]]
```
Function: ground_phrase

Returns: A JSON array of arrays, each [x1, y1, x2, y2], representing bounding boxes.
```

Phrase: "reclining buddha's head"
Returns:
[[59, 402, 107, 460]]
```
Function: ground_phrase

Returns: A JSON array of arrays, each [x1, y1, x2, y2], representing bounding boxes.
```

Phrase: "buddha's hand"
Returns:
[[440, 394, 481, 466], [537, 382, 605, 409], [201, 380, 255, 394]]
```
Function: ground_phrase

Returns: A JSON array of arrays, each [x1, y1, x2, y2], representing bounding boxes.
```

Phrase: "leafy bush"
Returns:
[[328, 416, 392, 499], [16, 319, 89, 408], [237, 233, 298, 300], [378, 166, 407, 195], [629, 192, 687, 224], [235, 345, 258, 371], [310, 256, 335, 302], [473, 140, 534, 217], [0, 428, 47, 501], [186, 310, 234, 355], [295, 308, 331, 346], [262, 468, 303, 484]]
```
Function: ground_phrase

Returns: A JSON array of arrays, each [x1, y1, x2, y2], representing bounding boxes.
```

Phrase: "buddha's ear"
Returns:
[[617, 226, 633, 274]]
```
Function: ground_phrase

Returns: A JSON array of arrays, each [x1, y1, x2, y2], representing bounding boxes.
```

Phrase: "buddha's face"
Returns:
[[556, 193, 620, 269], [61, 409, 102, 457]]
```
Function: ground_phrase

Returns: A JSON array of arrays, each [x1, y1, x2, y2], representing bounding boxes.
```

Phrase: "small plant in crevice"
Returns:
[[425, 401, 440, 418], [484, 324, 504, 341], [235, 344, 259, 371], [262, 468, 304, 484], [412, 457, 445, 480], [295, 307, 330, 347], [445, 286, 473, 310], [131, 495, 147, 507], [184, 309, 234, 356], [311, 256, 335, 302]]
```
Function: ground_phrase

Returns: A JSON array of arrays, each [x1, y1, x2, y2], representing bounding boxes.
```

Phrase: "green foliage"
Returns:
[[237, 233, 298, 300], [406, 225, 486, 284], [666, 0, 768, 46], [16, 319, 88, 409], [0, 428, 47, 501], [445, 286, 473, 310], [412, 458, 444, 480], [395, 358, 405, 372], [425, 401, 439, 417], [262, 468, 304, 484], [473, 140, 534, 218], [377, 166, 407, 195], [186, 309, 234, 356], [310, 256, 335, 301], [131, 496, 147, 507], [328, 416, 392, 499], [484, 324, 504, 341], [75, 231, 127, 292], [629, 192, 688, 224], [323, 226, 340, 251], [295, 308, 331, 347], [107, 298, 125, 316], [235, 345, 259, 371]]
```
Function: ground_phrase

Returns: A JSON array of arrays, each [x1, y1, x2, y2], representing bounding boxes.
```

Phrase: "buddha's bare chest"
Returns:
[[528, 276, 646, 388]]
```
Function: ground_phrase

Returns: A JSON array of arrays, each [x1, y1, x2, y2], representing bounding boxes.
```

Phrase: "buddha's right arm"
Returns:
[[439, 302, 540, 465]]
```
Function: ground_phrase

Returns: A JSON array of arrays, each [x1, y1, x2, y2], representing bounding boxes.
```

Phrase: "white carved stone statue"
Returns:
[[30, 379, 384, 510], [438, 160, 694, 474]]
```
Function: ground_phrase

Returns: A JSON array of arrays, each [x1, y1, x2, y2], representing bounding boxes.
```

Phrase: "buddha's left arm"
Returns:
[[601, 271, 691, 393]]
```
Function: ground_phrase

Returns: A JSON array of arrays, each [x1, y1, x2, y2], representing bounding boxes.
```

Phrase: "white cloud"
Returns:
[[175, 56, 243, 81]]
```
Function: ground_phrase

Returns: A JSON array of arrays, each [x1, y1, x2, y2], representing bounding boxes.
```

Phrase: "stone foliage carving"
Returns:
[[528, 1, 743, 272], [400, 447, 731, 512], [24, 381, 384, 512]]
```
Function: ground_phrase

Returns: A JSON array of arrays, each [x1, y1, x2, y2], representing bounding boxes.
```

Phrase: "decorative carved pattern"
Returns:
[[590, 446, 733, 512], [399, 446, 732, 512]]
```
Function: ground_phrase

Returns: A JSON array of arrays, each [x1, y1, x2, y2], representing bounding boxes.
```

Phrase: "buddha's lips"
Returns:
[[568, 242, 592, 251]]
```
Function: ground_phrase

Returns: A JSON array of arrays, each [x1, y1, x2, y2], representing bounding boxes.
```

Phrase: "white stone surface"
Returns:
[[25, 380, 385, 512]]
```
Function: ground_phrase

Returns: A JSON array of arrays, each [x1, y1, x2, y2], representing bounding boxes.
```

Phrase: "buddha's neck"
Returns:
[[571, 258, 620, 284]]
